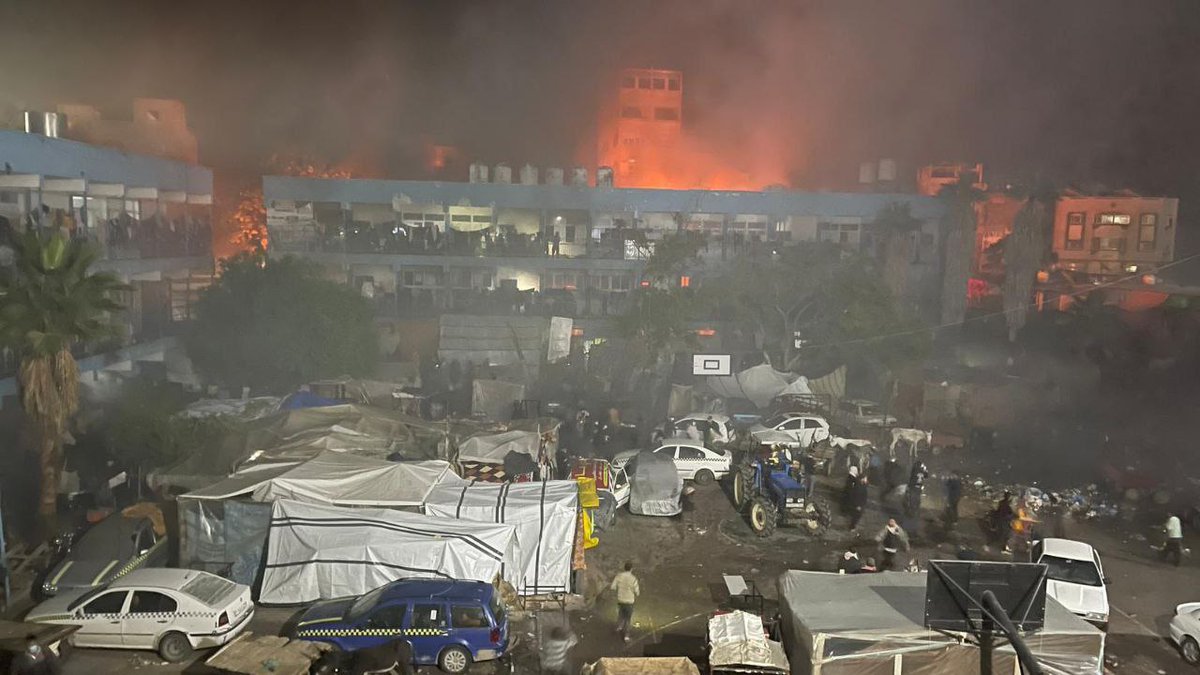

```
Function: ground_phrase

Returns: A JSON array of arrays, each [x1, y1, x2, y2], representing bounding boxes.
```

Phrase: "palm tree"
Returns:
[[0, 232, 126, 536], [874, 202, 922, 304], [937, 179, 985, 328]]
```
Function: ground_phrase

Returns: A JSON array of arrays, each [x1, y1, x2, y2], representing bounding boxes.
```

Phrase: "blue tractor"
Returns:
[[731, 450, 831, 538]]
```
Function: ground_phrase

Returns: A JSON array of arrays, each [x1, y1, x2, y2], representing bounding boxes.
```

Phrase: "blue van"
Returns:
[[293, 579, 509, 673]]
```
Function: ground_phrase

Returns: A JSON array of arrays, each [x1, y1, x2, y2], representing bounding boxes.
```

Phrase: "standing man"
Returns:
[[849, 475, 869, 532], [611, 561, 640, 643], [552, 231, 561, 257], [1162, 513, 1184, 567], [875, 518, 910, 571], [944, 471, 963, 526]]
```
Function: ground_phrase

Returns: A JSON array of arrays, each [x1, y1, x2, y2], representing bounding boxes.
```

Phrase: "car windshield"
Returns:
[[181, 573, 238, 605], [346, 584, 390, 620], [67, 586, 109, 611], [1042, 554, 1103, 586]]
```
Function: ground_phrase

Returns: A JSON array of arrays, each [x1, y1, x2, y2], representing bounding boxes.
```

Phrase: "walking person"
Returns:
[[540, 625, 578, 674], [944, 471, 963, 526], [875, 518, 910, 571], [848, 475, 869, 532], [611, 561, 640, 642], [1162, 513, 1184, 567]]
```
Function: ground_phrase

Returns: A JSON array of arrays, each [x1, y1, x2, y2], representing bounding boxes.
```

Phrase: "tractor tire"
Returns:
[[732, 464, 754, 509], [748, 495, 778, 538]]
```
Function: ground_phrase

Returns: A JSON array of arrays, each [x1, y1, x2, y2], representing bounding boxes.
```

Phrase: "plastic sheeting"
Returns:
[[423, 481, 579, 596], [259, 499, 518, 605], [472, 379, 527, 421], [457, 430, 540, 465], [179, 397, 281, 420], [628, 451, 683, 517], [776, 570, 1104, 675], [707, 364, 794, 409], [582, 658, 701, 675], [708, 611, 789, 672]]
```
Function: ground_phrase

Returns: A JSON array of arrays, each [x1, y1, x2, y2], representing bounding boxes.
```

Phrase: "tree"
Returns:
[[938, 179, 985, 328], [1002, 189, 1055, 341], [185, 254, 378, 392], [874, 202, 922, 304], [100, 380, 226, 484], [717, 242, 928, 372], [614, 232, 708, 367], [0, 232, 127, 535]]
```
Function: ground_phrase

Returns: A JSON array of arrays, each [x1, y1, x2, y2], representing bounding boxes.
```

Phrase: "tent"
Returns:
[[581, 658, 701, 675], [707, 364, 794, 409], [628, 451, 683, 517], [776, 570, 1104, 675], [259, 499, 518, 605], [423, 481, 579, 596], [708, 610, 788, 672], [472, 379, 527, 421], [184, 452, 466, 507], [457, 430, 540, 465], [177, 454, 466, 586]]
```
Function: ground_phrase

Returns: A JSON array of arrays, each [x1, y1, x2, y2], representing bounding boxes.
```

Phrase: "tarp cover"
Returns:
[[707, 364, 794, 409], [471, 379, 527, 421], [628, 451, 683, 517], [179, 397, 281, 420], [423, 481, 578, 595], [776, 570, 1104, 675], [259, 499, 517, 604], [183, 452, 465, 507], [582, 657, 701, 675], [708, 610, 789, 671], [457, 430, 540, 464], [280, 391, 343, 410]]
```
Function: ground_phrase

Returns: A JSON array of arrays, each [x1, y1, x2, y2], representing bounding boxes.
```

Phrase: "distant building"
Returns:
[[595, 68, 684, 188], [55, 98, 199, 164], [973, 193, 1023, 277], [916, 162, 985, 197], [1051, 192, 1178, 279]]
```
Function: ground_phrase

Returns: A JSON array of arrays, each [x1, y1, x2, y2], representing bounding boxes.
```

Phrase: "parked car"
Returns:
[[749, 413, 832, 449], [293, 579, 510, 674], [39, 508, 168, 598], [1032, 538, 1110, 629], [26, 568, 254, 663], [570, 458, 631, 508], [651, 414, 737, 446], [833, 399, 897, 427], [626, 440, 731, 485], [1169, 602, 1200, 665]]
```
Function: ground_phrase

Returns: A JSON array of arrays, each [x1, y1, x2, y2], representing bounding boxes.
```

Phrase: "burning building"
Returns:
[[51, 98, 199, 164]]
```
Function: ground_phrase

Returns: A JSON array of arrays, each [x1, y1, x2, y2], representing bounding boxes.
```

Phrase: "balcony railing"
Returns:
[[2, 211, 212, 261]]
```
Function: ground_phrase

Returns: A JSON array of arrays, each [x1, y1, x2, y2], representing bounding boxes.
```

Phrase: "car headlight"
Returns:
[[42, 581, 56, 593], [1084, 612, 1107, 622]]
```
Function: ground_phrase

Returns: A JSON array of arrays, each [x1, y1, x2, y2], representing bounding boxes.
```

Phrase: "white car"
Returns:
[[834, 399, 897, 427], [617, 440, 732, 485], [1169, 602, 1200, 665], [749, 413, 831, 449], [26, 568, 254, 663], [652, 414, 736, 446], [1033, 538, 1110, 629]]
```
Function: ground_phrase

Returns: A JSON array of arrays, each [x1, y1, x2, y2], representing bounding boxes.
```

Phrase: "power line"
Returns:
[[799, 251, 1200, 351]]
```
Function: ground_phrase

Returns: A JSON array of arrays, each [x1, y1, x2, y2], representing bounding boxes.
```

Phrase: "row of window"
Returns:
[[621, 75, 681, 91], [619, 106, 680, 121], [1066, 212, 1156, 227], [400, 269, 634, 291], [1064, 212, 1160, 252]]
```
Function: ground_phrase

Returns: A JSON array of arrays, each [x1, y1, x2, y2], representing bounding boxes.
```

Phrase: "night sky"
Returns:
[[2, 1, 1198, 223]]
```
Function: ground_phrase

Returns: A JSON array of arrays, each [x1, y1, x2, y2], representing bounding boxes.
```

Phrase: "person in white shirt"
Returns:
[[610, 562, 641, 642], [1162, 513, 1184, 567]]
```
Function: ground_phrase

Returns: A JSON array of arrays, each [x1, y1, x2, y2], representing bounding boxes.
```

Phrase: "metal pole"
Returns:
[[982, 590, 1045, 675], [0, 483, 10, 609], [980, 615, 993, 675]]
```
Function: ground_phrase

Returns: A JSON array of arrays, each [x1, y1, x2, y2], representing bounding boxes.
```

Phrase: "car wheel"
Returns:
[[157, 631, 193, 663], [439, 644, 472, 673], [1183, 637, 1200, 665], [694, 469, 715, 485]]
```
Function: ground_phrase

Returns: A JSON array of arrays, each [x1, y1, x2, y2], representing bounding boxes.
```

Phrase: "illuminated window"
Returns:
[[1138, 214, 1157, 251], [653, 107, 679, 121], [1065, 212, 1085, 250], [620, 106, 643, 119], [667, 78, 680, 91], [1096, 213, 1131, 225], [621, 76, 635, 88], [652, 78, 665, 90]]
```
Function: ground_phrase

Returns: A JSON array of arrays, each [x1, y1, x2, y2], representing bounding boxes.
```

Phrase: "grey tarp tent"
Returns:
[[627, 451, 683, 517], [259, 499, 518, 604], [776, 570, 1104, 675], [423, 480, 579, 596], [706, 364, 794, 409]]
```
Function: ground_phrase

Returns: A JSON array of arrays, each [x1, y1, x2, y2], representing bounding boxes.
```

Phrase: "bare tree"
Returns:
[[1002, 190, 1054, 341]]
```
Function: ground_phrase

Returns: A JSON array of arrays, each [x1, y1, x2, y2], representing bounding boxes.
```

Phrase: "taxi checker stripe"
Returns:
[[297, 628, 448, 637], [270, 516, 504, 561], [112, 539, 167, 580]]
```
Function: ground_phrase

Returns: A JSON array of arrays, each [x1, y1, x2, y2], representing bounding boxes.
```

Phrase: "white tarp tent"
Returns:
[[456, 430, 540, 465], [707, 364, 794, 409], [776, 570, 1104, 675], [183, 452, 466, 507], [259, 499, 518, 604], [708, 610, 788, 672], [424, 481, 579, 596], [472, 379, 527, 421]]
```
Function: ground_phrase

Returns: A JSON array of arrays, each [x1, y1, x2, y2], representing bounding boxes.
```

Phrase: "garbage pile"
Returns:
[[965, 477, 1123, 521]]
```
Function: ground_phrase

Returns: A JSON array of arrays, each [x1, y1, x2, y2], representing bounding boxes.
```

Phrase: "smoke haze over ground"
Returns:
[[1, 0, 1197, 198]]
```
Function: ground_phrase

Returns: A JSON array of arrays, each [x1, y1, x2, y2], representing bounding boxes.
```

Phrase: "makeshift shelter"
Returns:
[[177, 454, 465, 586], [179, 397, 281, 420], [581, 657, 701, 675], [471, 379, 527, 421], [259, 500, 518, 604], [457, 430, 540, 465], [776, 570, 1104, 675], [279, 390, 343, 410], [423, 481, 579, 596], [707, 365, 794, 409], [708, 610, 789, 673], [628, 451, 683, 517]]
